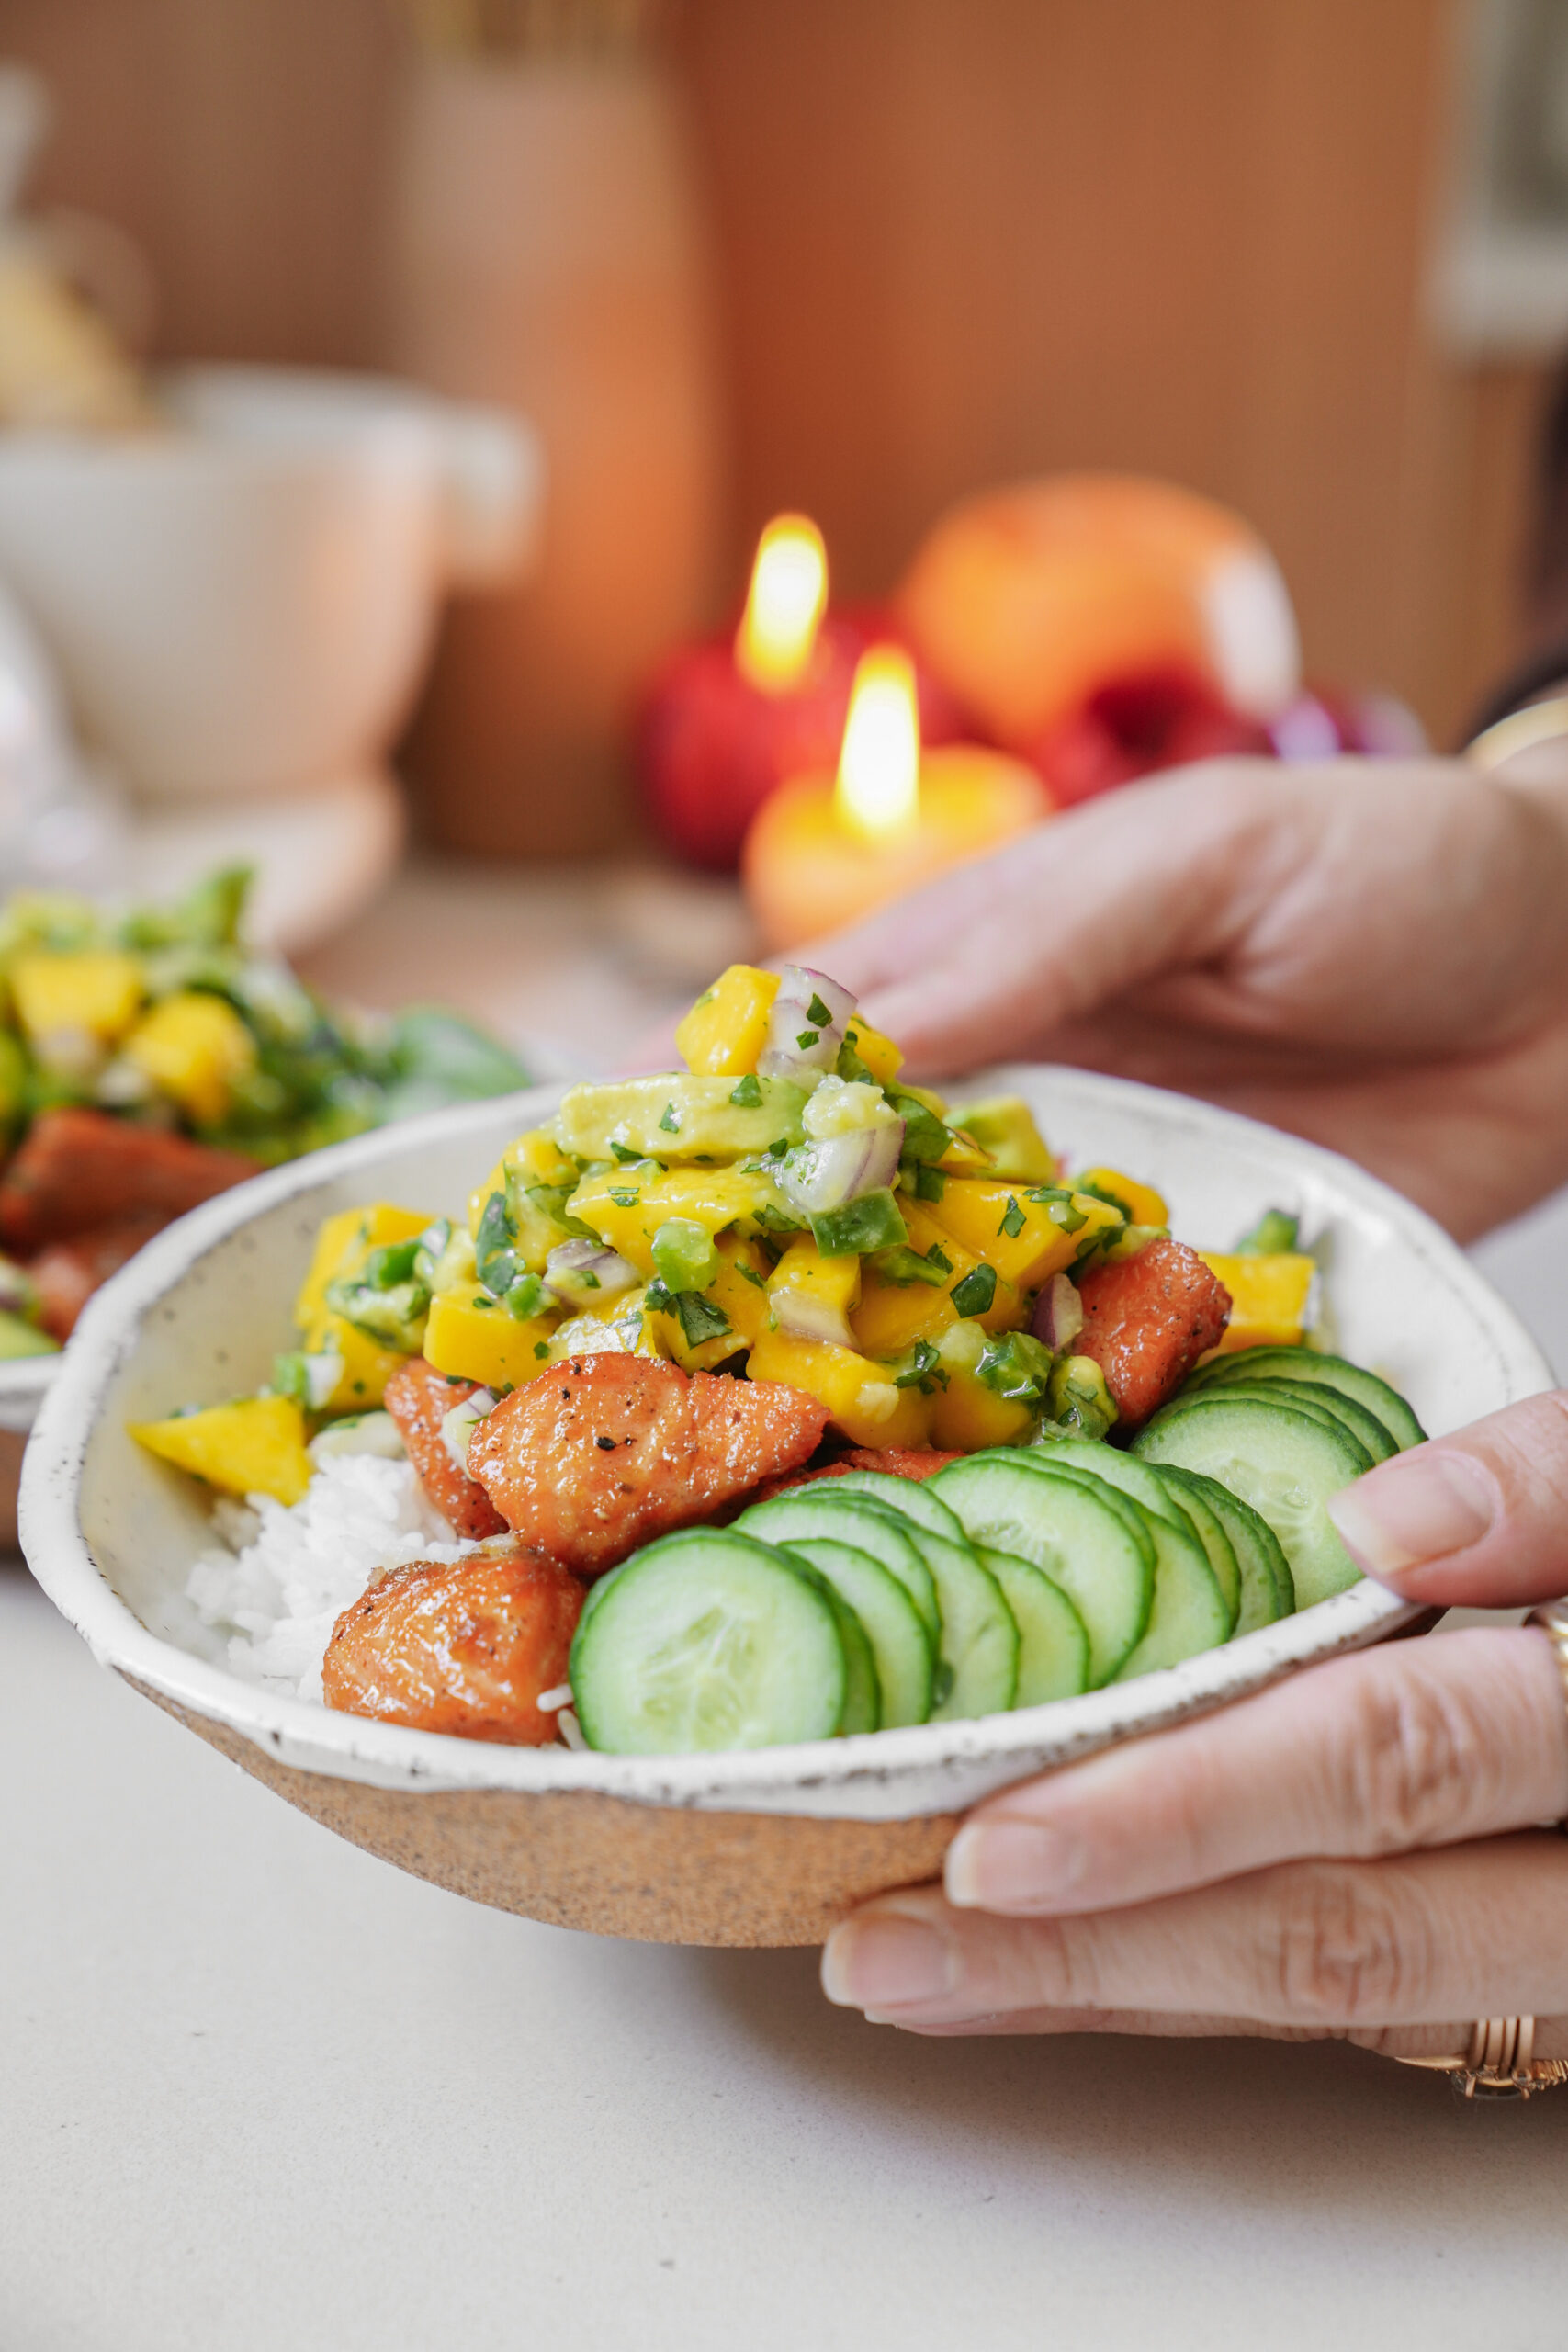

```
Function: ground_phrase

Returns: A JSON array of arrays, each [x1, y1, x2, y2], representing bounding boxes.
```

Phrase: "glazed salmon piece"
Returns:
[[1075, 1237, 1232, 1430], [468, 1354, 829, 1574], [322, 1537, 583, 1744], [0, 1105, 261, 1251], [747, 1444, 961, 1508], [29, 1211, 169, 1340], [383, 1356, 508, 1542]]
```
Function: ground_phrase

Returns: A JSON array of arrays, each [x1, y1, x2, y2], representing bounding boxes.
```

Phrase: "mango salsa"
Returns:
[[1077, 1165, 1169, 1228], [747, 1325, 931, 1449], [424, 1283, 556, 1389], [1200, 1250, 1316, 1351], [11, 949, 143, 1047], [131, 1394, 312, 1504], [124, 990, 258, 1126], [674, 963, 780, 1076], [927, 1179, 1122, 1293]]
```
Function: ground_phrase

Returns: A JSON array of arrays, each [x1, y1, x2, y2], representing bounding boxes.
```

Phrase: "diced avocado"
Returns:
[[554, 1074, 808, 1163], [948, 1094, 1056, 1183], [0, 1307, 58, 1359]]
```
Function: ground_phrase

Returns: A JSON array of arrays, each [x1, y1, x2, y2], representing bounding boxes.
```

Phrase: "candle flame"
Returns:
[[835, 644, 920, 839], [735, 514, 828, 693]]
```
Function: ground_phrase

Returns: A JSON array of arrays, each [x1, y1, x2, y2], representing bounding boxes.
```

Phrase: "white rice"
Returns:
[[183, 1453, 473, 1702]]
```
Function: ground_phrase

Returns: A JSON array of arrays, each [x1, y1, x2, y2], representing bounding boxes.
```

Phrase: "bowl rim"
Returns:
[[19, 1071, 1553, 1816]]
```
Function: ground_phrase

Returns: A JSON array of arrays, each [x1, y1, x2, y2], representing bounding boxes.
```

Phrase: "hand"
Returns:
[[821, 1391, 1568, 2061], [818, 757, 1568, 1239]]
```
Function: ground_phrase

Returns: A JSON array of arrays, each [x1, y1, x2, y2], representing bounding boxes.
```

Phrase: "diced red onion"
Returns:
[[776, 1120, 904, 1216], [545, 1238, 641, 1306], [1032, 1271, 1084, 1352], [772, 1287, 858, 1351], [757, 965, 858, 1082], [441, 1387, 496, 1471]]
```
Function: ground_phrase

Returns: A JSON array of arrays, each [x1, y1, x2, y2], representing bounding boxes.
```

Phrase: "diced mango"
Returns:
[[1200, 1251, 1316, 1352], [952, 1096, 1057, 1183], [926, 1180, 1122, 1293], [676, 963, 782, 1077], [928, 1366, 1036, 1452], [841, 1016, 903, 1087], [310, 1317, 412, 1414], [293, 1203, 432, 1337], [653, 1238, 773, 1373], [851, 1274, 957, 1360], [131, 1394, 312, 1505], [765, 1237, 862, 1335], [423, 1283, 557, 1389], [1077, 1165, 1169, 1229], [10, 949, 143, 1046], [936, 1127, 995, 1173], [898, 1198, 1027, 1334], [568, 1162, 793, 1275], [124, 990, 257, 1125], [747, 1326, 931, 1449]]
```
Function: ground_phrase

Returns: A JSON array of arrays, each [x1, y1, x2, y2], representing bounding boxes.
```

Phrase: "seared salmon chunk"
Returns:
[[468, 1354, 830, 1575], [748, 1444, 962, 1508], [0, 1105, 260, 1251], [383, 1356, 508, 1542], [1075, 1237, 1232, 1430], [322, 1538, 583, 1743]]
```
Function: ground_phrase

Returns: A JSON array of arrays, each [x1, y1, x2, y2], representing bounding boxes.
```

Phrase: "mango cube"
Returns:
[[928, 1365, 1036, 1452], [10, 949, 143, 1046], [1077, 1165, 1169, 1229], [841, 1016, 904, 1087], [927, 1180, 1122, 1293], [747, 1326, 931, 1448], [675, 964, 781, 1076], [766, 1237, 862, 1337], [851, 1274, 957, 1361], [132, 1394, 312, 1505], [293, 1203, 433, 1339], [423, 1283, 556, 1389], [1200, 1250, 1316, 1352], [568, 1162, 791, 1276], [652, 1238, 773, 1372], [125, 990, 257, 1125]]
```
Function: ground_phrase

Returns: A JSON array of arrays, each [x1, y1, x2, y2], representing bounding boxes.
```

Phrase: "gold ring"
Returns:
[[1527, 1599, 1568, 1810]]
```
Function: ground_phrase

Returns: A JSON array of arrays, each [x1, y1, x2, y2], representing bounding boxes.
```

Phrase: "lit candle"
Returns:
[[741, 644, 1052, 949], [634, 514, 964, 871]]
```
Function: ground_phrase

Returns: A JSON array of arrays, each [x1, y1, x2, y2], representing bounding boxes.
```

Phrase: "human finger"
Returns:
[[822, 1832, 1568, 2029], [1328, 1391, 1568, 1609], [935, 1629, 1568, 1919]]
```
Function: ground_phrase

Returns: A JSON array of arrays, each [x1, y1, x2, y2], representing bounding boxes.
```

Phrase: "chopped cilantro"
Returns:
[[998, 1194, 1026, 1240], [795, 1029, 820, 1051], [1026, 1185, 1087, 1233], [950, 1262, 998, 1318], [609, 1140, 642, 1164], [806, 992, 832, 1027], [890, 1091, 952, 1165], [533, 1340, 550, 1360], [735, 1262, 768, 1290], [659, 1102, 681, 1134], [672, 1291, 731, 1347], [894, 1340, 945, 1393], [608, 1188, 639, 1207], [808, 1190, 908, 1258], [729, 1073, 763, 1108]]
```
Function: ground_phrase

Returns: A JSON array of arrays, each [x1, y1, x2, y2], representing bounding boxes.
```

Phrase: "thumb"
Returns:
[[1327, 1391, 1568, 1608]]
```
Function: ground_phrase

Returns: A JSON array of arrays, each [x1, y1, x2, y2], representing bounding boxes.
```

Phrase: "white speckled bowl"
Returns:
[[19, 1071, 1552, 1945]]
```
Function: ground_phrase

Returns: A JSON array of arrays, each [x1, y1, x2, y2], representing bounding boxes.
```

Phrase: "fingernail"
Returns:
[[820, 1914, 956, 2008], [945, 1819, 1086, 1909], [1327, 1449, 1495, 1581]]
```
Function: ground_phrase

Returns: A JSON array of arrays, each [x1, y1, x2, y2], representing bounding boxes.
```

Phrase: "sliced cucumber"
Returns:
[[786, 1558, 880, 1734], [818, 1466, 965, 1543], [1134, 1394, 1370, 1609], [1018, 1449, 1233, 1668], [901, 1522, 1020, 1722], [1212, 1375, 1398, 1464], [737, 1490, 939, 1642], [1185, 1346, 1426, 1452], [1156, 1464, 1295, 1629], [931, 1453, 1155, 1687], [1028, 1436, 1237, 1640], [1143, 1465, 1241, 1625], [975, 1548, 1090, 1706], [778, 1535, 934, 1727], [570, 1528, 846, 1753]]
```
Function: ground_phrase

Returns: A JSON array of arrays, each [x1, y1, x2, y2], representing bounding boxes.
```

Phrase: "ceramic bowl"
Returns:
[[21, 1070, 1552, 1946], [0, 365, 542, 802]]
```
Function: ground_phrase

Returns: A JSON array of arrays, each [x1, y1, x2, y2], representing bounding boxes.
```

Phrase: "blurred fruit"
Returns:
[[896, 474, 1300, 767]]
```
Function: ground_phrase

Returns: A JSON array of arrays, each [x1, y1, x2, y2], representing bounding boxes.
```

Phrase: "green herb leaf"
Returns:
[[659, 1101, 681, 1135], [795, 1029, 820, 1051], [868, 1242, 950, 1289], [889, 1091, 953, 1165], [949, 1262, 998, 1318], [914, 1163, 946, 1202], [976, 1329, 1055, 1405], [672, 1291, 732, 1348], [1076, 1180, 1134, 1224], [728, 1074, 763, 1108], [998, 1194, 1026, 1240], [735, 1262, 768, 1290], [894, 1339, 943, 1390], [533, 1340, 550, 1360], [806, 992, 832, 1028], [475, 1190, 522, 1296], [608, 1189, 640, 1208], [609, 1140, 642, 1164], [835, 1034, 875, 1085]]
